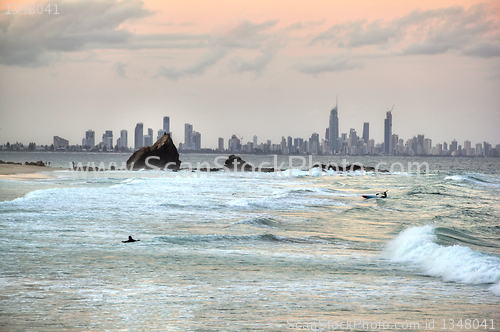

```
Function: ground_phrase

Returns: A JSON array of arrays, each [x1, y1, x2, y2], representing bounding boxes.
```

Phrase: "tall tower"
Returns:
[[163, 116, 170, 135], [384, 111, 392, 154], [362, 122, 369, 143], [135, 123, 143, 150], [328, 97, 339, 153], [184, 123, 193, 150], [120, 130, 128, 149]]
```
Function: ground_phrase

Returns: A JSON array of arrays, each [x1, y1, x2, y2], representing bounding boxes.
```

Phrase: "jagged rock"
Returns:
[[312, 163, 388, 173], [126, 133, 181, 170]]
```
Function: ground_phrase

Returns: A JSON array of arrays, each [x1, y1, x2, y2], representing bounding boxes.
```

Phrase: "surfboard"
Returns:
[[362, 195, 385, 199]]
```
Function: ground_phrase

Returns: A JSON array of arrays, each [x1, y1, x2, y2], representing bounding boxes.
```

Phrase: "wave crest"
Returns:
[[383, 225, 500, 295]]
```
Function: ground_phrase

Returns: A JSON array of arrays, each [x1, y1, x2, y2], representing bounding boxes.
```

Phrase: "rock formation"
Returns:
[[24, 160, 46, 167], [126, 133, 181, 170], [311, 163, 388, 173], [223, 155, 275, 172]]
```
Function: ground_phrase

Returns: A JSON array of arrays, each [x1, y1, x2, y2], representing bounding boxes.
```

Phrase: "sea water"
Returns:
[[0, 153, 499, 331]]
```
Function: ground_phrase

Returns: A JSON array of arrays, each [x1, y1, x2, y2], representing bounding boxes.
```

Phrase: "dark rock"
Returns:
[[223, 155, 277, 172], [312, 163, 388, 173], [126, 133, 181, 170], [225, 155, 250, 170]]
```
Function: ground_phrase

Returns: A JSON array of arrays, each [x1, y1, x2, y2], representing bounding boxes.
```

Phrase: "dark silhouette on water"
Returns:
[[377, 190, 388, 198], [122, 236, 140, 243]]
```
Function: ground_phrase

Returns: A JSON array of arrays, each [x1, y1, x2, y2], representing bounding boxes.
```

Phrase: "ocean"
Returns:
[[0, 152, 499, 331]]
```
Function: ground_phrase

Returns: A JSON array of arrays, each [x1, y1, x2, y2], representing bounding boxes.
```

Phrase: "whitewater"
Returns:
[[0, 153, 499, 331]]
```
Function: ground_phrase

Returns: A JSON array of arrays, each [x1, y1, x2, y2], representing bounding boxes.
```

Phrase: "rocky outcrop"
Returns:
[[312, 163, 388, 172], [126, 133, 181, 170], [224, 155, 253, 171], [25, 160, 46, 167], [0, 160, 22, 165], [223, 155, 275, 172]]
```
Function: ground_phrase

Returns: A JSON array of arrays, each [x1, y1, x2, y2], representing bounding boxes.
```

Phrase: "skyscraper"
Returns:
[[163, 116, 170, 135], [102, 130, 113, 149], [464, 140, 472, 156], [120, 130, 128, 149], [85, 130, 95, 148], [184, 123, 193, 150], [218, 137, 224, 152], [328, 98, 339, 153], [362, 122, 369, 143], [135, 123, 143, 150], [384, 111, 392, 154], [143, 134, 152, 147], [192, 131, 201, 150]]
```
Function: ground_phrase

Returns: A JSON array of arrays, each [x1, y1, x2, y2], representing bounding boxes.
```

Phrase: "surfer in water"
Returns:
[[376, 190, 388, 198], [122, 236, 140, 243]]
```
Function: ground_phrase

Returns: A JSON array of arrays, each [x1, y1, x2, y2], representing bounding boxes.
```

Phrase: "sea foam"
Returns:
[[383, 225, 500, 296]]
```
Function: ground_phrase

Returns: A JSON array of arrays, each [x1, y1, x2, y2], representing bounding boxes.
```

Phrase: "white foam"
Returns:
[[489, 282, 500, 296], [444, 175, 466, 181], [383, 225, 500, 296]]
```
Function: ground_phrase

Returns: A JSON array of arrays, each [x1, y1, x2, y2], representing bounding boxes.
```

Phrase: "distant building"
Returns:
[[328, 100, 339, 153], [54, 136, 69, 150], [218, 137, 224, 152], [384, 111, 392, 154], [309, 133, 320, 155], [475, 143, 483, 156], [451, 139, 458, 153], [424, 138, 432, 155], [84, 130, 95, 148], [143, 134, 153, 147], [464, 140, 472, 156], [228, 135, 241, 153], [135, 123, 143, 150], [483, 142, 491, 157], [362, 122, 369, 143], [163, 116, 170, 135], [184, 123, 193, 150], [102, 130, 113, 149], [120, 130, 128, 149], [192, 131, 201, 150]]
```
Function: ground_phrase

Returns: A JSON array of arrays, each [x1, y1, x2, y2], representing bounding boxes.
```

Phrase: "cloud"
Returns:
[[0, 0, 152, 66], [157, 20, 283, 79], [462, 41, 500, 58], [157, 48, 227, 80], [230, 45, 277, 75], [214, 19, 278, 49], [112, 61, 129, 78], [284, 19, 326, 32], [310, 3, 500, 57], [400, 4, 497, 56], [293, 56, 363, 75]]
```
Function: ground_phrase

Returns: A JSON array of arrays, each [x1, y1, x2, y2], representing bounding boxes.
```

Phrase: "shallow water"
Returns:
[[0, 154, 499, 331]]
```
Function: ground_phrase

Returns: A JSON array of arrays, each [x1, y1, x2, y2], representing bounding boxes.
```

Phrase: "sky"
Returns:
[[0, 0, 499, 149]]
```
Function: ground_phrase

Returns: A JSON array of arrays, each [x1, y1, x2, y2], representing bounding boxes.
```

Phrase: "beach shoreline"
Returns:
[[0, 164, 64, 202], [0, 164, 60, 179]]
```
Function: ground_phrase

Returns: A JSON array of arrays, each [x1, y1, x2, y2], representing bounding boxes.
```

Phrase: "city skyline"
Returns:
[[2, 106, 499, 157], [1, 0, 499, 147]]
